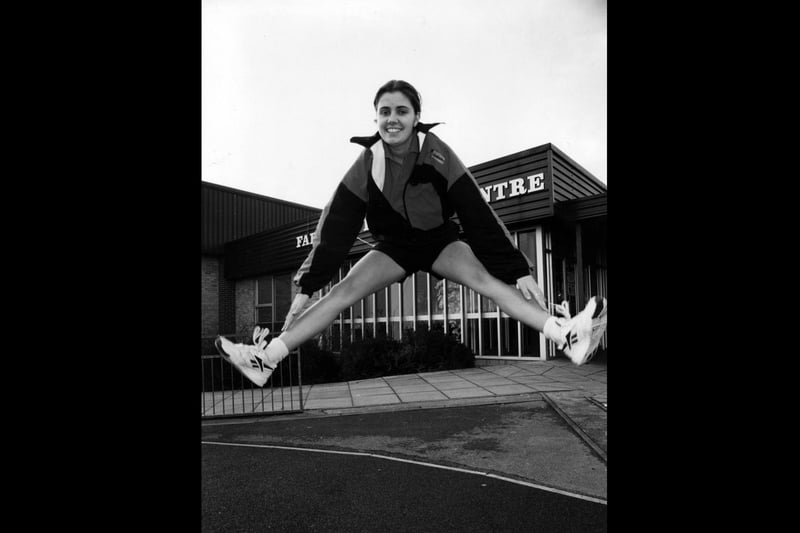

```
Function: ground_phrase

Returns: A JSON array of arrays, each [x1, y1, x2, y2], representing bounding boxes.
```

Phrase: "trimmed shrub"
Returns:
[[339, 336, 406, 381], [338, 325, 474, 381], [298, 339, 342, 385], [402, 324, 475, 372]]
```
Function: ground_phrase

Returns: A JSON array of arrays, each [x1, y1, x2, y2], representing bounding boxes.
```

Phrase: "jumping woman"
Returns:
[[216, 80, 606, 387]]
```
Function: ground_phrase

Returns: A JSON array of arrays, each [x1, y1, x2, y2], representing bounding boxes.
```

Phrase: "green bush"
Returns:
[[402, 324, 475, 372], [339, 336, 406, 380], [337, 325, 474, 381], [298, 339, 342, 385]]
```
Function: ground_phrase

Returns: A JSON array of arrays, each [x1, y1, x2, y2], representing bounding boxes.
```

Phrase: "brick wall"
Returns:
[[218, 259, 236, 335], [235, 279, 256, 338], [201, 256, 219, 336]]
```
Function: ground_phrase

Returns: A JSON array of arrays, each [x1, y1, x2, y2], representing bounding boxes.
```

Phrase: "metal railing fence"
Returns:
[[201, 345, 303, 419]]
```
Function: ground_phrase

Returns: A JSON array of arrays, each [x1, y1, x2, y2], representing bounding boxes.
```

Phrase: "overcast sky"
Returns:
[[202, 0, 606, 209]]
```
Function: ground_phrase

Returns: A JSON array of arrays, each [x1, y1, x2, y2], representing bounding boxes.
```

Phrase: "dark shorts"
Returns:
[[373, 222, 460, 280]]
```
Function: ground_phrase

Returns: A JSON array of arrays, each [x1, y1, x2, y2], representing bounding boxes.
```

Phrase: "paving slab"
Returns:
[[390, 383, 438, 393], [528, 383, 575, 392], [442, 388, 495, 399], [462, 378, 517, 387], [509, 375, 557, 384], [385, 380, 428, 388], [351, 388, 395, 398], [309, 384, 351, 391], [349, 381, 390, 389], [306, 389, 351, 400], [383, 374, 425, 380], [397, 391, 448, 403], [483, 384, 537, 395], [482, 366, 521, 377], [450, 369, 489, 375], [352, 394, 401, 407], [427, 380, 477, 390], [303, 398, 354, 410], [417, 370, 456, 377], [420, 377, 473, 386]]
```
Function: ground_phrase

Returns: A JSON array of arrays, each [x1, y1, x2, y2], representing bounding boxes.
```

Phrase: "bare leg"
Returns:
[[277, 250, 407, 351], [431, 241, 551, 331]]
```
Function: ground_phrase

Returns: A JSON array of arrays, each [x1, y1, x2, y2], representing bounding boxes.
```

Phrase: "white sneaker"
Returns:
[[214, 326, 279, 387], [558, 297, 606, 365], [552, 300, 571, 320], [585, 299, 607, 362]]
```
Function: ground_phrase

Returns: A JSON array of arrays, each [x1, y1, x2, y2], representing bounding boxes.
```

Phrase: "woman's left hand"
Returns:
[[516, 274, 547, 310], [282, 293, 310, 332]]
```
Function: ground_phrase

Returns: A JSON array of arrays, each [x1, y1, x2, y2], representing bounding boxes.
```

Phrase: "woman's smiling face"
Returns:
[[375, 91, 420, 149]]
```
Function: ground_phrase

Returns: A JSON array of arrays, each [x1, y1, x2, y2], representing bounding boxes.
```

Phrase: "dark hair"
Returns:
[[373, 80, 421, 114]]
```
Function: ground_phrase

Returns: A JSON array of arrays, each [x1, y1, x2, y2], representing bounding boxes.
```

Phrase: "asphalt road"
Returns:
[[202, 443, 606, 532], [202, 400, 606, 532]]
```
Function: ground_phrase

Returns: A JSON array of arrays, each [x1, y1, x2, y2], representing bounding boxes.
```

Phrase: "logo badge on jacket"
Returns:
[[431, 150, 446, 165]]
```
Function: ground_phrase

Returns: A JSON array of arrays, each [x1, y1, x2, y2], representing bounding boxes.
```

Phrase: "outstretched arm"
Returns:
[[293, 152, 370, 298]]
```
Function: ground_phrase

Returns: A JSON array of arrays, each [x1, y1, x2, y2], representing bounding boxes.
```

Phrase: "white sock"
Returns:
[[543, 316, 565, 345], [266, 338, 289, 363]]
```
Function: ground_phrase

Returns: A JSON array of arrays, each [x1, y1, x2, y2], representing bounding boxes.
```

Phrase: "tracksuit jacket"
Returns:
[[294, 123, 532, 296]]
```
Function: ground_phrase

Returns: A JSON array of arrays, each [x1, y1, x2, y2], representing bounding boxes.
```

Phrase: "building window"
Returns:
[[341, 262, 351, 320], [256, 273, 293, 334], [517, 231, 538, 279], [500, 316, 519, 356], [415, 271, 429, 320], [365, 290, 374, 318], [255, 275, 274, 331], [430, 276, 444, 316], [481, 317, 498, 355], [376, 284, 386, 317], [516, 229, 544, 359], [388, 281, 404, 339], [521, 323, 541, 358], [390, 281, 400, 318], [399, 276, 411, 337], [274, 273, 292, 332]]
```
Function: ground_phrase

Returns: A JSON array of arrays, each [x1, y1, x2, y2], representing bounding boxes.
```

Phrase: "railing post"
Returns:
[[296, 346, 303, 410]]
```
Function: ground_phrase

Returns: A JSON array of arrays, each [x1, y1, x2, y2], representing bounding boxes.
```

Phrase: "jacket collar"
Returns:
[[349, 122, 442, 148], [365, 123, 441, 192]]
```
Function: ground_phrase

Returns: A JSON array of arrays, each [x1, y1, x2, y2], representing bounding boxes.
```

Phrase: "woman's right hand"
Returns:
[[282, 293, 310, 332]]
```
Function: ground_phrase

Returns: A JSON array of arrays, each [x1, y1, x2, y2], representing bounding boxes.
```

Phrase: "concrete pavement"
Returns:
[[202, 358, 607, 460]]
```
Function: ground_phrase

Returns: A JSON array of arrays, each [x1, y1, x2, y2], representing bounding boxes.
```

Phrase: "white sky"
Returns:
[[202, 0, 606, 209]]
